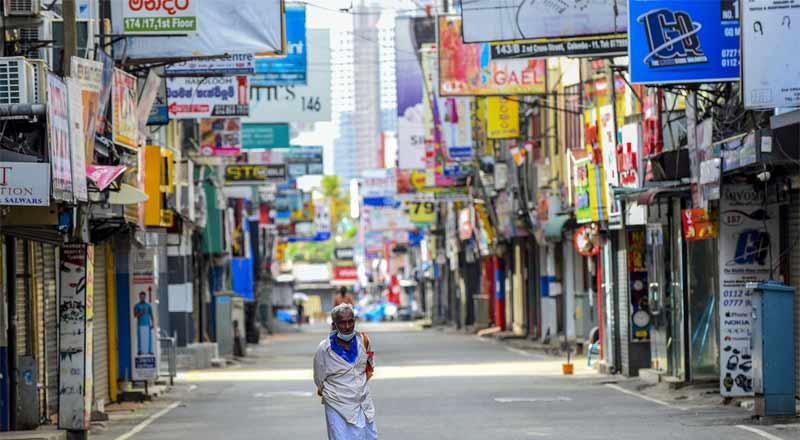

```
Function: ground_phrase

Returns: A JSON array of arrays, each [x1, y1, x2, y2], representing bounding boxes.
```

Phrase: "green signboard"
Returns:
[[242, 123, 290, 150]]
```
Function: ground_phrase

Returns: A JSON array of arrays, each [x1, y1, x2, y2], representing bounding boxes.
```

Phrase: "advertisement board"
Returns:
[[71, 57, 103, 160], [121, 0, 198, 34], [742, 0, 800, 109], [362, 206, 413, 231], [440, 97, 473, 160], [253, 6, 307, 85], [112, 68, 138, 148], [396, 16, 435, 170], [362, 169, 397, 205], [459, 0, 627, 42], [629, 0, 740, 84], [165, 53, 255, 76], [598, 105, 620, 223], [245, 30, 331, 123], [439, 16, 545, 96], [334, 247, 355, 261], [489, 35, 628, 59], [95, 51, 114, 136], [718, 184, 778, 397], [199, 118, 241, 156], [67, 78, 88, 202], [242, 123, 290, 149], [286, 146, 323, 177], [486, 96, 519, 139], [334, 266, 358, 281], [46, 73, 73, 201], [59, 244, 94, 431], [166, 76, 249, 119], [0, 162, 51, 206], [111, 0, 283, 59], [130, 248, 159, 381], [225, 164, 287, 185]]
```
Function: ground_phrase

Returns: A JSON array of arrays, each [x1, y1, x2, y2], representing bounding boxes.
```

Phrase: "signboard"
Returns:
[[95, 50, 114, 136], [130, 248, 159, 381], [406, 200, 436, 226], [489, 35, 628, 59], [599, 105, 620, 223], [285, 146, 323, 177], [629, 0, 740, 84], [242, 123, 290, 149], [137, 70, 162, 134], [742, 0, 800, 109], [334, 247, 355, 261], [199, 118, 241, 156], [573, 155, 592, 224], [71, 57, 103, 160], [487, 96, 519, 139], [396, 17, 435, 170], [362, 169, 397, 205], [458, 207, 473, 240], [0, 162, 51, 206], [718, 184, 778, 397], [618, 123, 643, 189], [460, 0, 628, 42], [121, 0, 198, 34], [363, 206, 414, 231], [225, 164, 287, 185], [253, 6, 307, 85], [111, 0, 283, 59], [245, 30, 331, 123], [59, 243, 94, 431], [147, 82, 169, 126], [334, 266, 358, 281], [166, 76, 249, 119], [46, 73, 73, 201], [112, 68, 138, 148], [682, 208, 717, 241], [439, 17, 546, 96], [441, 97, 473, 160], [67, 78, 89, 202], [165, 53, 255, 76]]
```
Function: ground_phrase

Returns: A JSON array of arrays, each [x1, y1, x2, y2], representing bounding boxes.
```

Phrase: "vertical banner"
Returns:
[[59, 244, 94, 431], [67, 78, 89, 202], [70, 57, 103, 161], [46, 73, 73, 201], [599, 104, 620, 223], [130, 248, 159, 381], [486, 97, 519, 139], [95, 51, 115, 136], [718, 184, 779, 396], [113, 68, 139, 148]]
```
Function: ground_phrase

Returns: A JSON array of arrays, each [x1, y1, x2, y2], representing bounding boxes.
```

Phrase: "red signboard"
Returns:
[[334, 266, 358, 281], [682, 208, 717, 241]]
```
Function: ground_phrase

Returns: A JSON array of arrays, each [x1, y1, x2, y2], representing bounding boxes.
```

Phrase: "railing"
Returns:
[[159, 334, 177, 386]]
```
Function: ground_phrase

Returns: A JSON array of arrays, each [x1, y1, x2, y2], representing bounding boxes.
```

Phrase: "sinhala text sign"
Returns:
[[718, 184, 779, 397], [122, 0, 198, 34], [166, 76, 249, 119]]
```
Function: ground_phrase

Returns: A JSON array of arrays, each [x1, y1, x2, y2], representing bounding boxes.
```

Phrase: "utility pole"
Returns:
[[62, 0, 77, 76]]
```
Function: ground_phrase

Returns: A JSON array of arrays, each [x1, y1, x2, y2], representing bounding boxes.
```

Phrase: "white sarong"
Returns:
[[325, 404, 378, 440]]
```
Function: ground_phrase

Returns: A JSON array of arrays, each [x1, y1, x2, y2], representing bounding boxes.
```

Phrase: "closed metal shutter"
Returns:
[[15, 240, 27, 357], [788, 197, 800, 397], [32, 243, 46, 420], [43, 244, 58, 418], [93, 243, 110, 407], [617, 231, 630, 376]]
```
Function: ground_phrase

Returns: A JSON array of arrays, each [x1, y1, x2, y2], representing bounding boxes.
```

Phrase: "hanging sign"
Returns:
[[574, 224, 600, 256], [406, 200, 436, 226], [487, 96, 519, 139], [199, 118, 242, 156], [166, 76, 249, 119], [46, 73, 73, 201], [682, 208, 717, 241], [112, 68, 139, 148]]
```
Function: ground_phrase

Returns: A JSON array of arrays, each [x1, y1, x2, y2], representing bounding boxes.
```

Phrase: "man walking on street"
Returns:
[[334, 286, 354, 307], [314, 304, 377, 439]]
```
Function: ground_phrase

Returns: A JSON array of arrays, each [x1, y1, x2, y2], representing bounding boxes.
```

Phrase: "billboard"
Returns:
[[396, 16, 435, 170], [111, 0, 284, 59], [285, 146, 323, 177], [459, 0, 627, 42], [438, 16, 545, 96], [244, 30, 331, 123], [253, 6, 307, 85], [166, 76, 249, 119], [46, 73, 73, 201], [629, 0, 740, 84], [199, 118, 242, 157], [112, 69, 138, 148], [242, 123, 290, 150], [742, 0, 800, 108]]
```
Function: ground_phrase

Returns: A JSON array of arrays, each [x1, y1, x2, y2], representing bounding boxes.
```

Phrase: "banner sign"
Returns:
[[242, 123, 290, 149], [438, 16, 546, 96], [111, 0, 283, 59], [334, 247, 355, 261], [46, 73, 73, 201], [441, 97, 473, 160], [225, 164, 287, 185], [396, 16, 435, 170], [487, 96, 519, 139], [406, 200, 436, 226], [599, 105, 621, 223], [362, 169, 397, 205], [95, 50, 114, 136], [334, 266, 358, 281], [286, 146, 323, 177], [253, 6, 307, 85], [71, 57, 103, 160], [363, 206, 414, 231], [199, 118, 241, 156], [166, 76, 249, 119], [460, 0, 628, 42], [147, 81, 169, 126], [112, 68, 139, 148], [67, 78, 89, 202], [490, 35, 628, 59], [130, 248, 159, 381], [718, 184, 779, 397], [246, 30, 331, 123], [59, 243, 94, 431], [165, 53, 254, 76], [742, 0, 800, 108], [0, 162, 51, 206], [629, 0, 740, 84]]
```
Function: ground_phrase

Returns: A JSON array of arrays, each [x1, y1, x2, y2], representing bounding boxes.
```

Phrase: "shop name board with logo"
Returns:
[[334, 266, 358, 281], [166, 76, 249, 119], [490, 35, 628, 59], [253, 6, 307, 85], [334, 247, 355, 261], [0, 162, 51, 206], [122, 0, 198, 35], [629, 0, 740, 84], [225, 164, 287, 185]]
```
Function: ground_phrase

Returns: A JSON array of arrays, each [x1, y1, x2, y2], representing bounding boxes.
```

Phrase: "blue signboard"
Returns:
[[253, 6, 307, 85], [629, 0, 740, 84], [242, 123, 290, 149]]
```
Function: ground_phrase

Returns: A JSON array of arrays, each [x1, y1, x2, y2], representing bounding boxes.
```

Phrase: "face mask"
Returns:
[[336, 324, 356, 342]]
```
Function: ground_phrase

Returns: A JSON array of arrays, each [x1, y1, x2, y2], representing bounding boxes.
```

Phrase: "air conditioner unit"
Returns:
[[4, 0, 40, 16], [26, 58, 46, 104], [17, 14, 53, 66], [0, 57, 30, 104]]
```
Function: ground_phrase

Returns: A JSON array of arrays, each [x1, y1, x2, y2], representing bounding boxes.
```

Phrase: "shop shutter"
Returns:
[[15, 239, 27, 357], [93, 243, 110, 407], [32, 243, 46, 420], [617, 232, 630, 376], [43, 244, 58, 418], [788, 197, 800, 397]]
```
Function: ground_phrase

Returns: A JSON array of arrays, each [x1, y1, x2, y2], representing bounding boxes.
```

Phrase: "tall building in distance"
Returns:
[[351, 0, 382, 174], [332, 24, 357, 183]]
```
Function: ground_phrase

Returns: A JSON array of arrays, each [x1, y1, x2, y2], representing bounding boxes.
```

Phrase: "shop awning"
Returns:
[[636, 184, 690, 205], [544, 214, 572, 242], [108, 184, 149, 205]]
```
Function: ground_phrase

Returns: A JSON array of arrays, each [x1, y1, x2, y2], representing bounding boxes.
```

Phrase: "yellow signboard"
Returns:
[[487, 96, 519, 139], [406, 200, 437, 225]]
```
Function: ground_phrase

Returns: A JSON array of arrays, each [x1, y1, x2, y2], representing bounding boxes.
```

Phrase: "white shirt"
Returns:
[[313, 333, 376, 425]]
